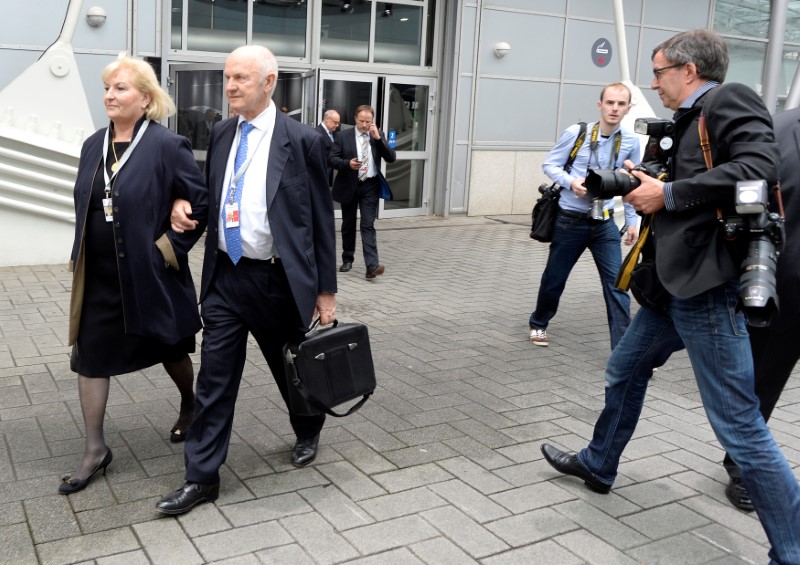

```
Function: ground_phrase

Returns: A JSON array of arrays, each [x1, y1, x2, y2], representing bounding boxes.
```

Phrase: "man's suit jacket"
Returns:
[[329, 128, 397, 204], [771, 108, 800, 331], [646, 83, 779, 299], [201, 111, 337, 325], [315, 123, 334, 152]]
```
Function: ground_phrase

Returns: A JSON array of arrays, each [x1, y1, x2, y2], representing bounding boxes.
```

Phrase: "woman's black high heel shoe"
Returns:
[[58, 449, 113, 495], [170, 414, 192, 443]]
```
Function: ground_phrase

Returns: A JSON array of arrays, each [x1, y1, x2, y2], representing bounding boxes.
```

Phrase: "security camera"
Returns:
[[86, 6, 107, 28]]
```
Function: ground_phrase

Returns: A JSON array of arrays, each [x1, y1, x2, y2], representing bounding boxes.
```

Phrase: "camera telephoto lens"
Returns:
[[739, 235, 779, 327], [585, 169, 639, 199]]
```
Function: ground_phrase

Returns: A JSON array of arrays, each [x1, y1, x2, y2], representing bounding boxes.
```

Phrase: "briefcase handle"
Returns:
[[305, 317, 338, 339]]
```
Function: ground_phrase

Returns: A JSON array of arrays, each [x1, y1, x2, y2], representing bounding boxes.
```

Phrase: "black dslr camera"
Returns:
[[725, 180, 785, 327], [584, 117, 674, 199]]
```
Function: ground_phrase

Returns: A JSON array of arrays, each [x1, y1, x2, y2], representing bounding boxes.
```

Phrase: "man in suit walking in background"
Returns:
[[315, 109, 340, 150], [721, 106, 800, 512], [315, 109, 339, 185], [157, 44, 337, 515], [330, 105, 396, 279]]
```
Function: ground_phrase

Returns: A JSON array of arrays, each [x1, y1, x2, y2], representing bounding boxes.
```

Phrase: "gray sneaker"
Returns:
[[529, 328, 549, 346]]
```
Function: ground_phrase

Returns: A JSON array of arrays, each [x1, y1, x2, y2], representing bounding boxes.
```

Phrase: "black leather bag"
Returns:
[[530, 184, 562, 242], [283, 320, 376, 417], [628, 259, 670, 313]]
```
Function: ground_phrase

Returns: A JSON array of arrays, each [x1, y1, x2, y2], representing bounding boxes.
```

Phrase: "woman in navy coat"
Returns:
[[61, 55, 207, 494]]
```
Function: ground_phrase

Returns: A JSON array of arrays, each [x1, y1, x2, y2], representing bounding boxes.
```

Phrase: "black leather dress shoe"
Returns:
[[155, 482, 220, 515], [291, 434, 320, 468], [541, 443, 611, 494], [365, 264, 385, 279], [725, 477, 755, 512], [339, 262, 353, 272]]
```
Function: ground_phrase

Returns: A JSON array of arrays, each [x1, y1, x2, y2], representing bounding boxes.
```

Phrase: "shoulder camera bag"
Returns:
[[530, 122, 587, 242]]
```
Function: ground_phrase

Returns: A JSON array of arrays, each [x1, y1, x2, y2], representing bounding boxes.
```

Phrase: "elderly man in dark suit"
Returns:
[[540, 30, 800, 562], [721, 107, 800, 512], [330, 105, 396, 278], [156, 45, 337, 515], [315, 109, 339, 185], [315, 109, 340, 150]]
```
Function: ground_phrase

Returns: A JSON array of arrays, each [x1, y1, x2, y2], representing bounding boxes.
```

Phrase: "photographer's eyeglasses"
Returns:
[[652, 63, 685, 79]]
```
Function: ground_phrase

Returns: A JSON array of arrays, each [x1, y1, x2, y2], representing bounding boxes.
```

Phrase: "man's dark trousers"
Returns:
[[340, 176, 380, 268], [184, 253, 325, 485]]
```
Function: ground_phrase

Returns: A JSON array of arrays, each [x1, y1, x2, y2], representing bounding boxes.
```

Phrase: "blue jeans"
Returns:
[[529, 213, 630, 349], [577, 283, 800, 564]]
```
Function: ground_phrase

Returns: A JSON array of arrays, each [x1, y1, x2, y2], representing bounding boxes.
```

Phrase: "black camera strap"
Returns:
[[564, 121, 588, 175]]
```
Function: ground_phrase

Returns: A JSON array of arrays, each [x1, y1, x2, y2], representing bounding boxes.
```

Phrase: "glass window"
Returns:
[[187, 0, 246, 53], [384, 160, 425, 209], [253, 1, 308, 58], [171, 0, 182, 49], [714, 0, 800, 42], [425, 0, 436, 67], [386, 83, 428, 151], [320, 2, 371, 62], [725, 38, 766, 93], [375, 3, 423, 65]]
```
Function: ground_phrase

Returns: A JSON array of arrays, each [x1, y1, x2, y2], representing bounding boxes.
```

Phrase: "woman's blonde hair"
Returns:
[[102, 53, 176, 120]]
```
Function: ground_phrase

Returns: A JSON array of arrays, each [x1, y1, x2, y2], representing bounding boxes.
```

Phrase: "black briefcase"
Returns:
[[283, 320, 376, 417]]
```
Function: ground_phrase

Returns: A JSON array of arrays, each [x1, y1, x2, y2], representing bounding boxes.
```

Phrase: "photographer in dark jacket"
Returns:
[[721, 107, 800, 513], [540, 30, 800, 563]]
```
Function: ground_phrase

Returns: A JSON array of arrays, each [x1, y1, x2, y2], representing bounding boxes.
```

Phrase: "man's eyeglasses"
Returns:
[[652, 63, 684, 79]]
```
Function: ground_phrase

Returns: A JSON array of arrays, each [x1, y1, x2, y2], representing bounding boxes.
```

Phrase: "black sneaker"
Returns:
[[725, 477, 755, 512]]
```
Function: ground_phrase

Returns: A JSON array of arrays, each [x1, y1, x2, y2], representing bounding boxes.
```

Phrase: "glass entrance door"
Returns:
[[318, 72, 377, 131], [380, 77, 435, 217], [169, 64, 227, 170], [319, 73, 377, 216]]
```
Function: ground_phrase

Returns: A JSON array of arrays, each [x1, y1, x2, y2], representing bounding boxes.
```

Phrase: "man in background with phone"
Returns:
[[330, 105, 397, 279]]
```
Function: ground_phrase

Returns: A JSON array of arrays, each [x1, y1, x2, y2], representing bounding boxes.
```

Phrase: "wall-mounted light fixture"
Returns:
[[494, 42, 510, 58], [86, 6, 107, 28], [341, 1, 354, 13]]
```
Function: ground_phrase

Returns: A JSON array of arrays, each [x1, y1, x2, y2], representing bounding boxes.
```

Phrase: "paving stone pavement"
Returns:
[[0, 214, 798, 565]]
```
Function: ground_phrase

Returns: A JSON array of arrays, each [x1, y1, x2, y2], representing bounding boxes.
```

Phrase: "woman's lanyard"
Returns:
[[101, 120, 150, 222], [588, 123, 622, 171]]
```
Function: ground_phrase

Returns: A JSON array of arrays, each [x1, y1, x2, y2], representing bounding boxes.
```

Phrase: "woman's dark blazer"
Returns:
[[68, 120, 208, 345]]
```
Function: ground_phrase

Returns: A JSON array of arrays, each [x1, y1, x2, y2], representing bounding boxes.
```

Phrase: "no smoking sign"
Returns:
[[592, 38, 612, 67]]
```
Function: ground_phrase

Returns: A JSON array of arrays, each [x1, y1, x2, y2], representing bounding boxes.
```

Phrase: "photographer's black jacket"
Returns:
[[771, 108, 800, 332], [644, 82, 779, 299]]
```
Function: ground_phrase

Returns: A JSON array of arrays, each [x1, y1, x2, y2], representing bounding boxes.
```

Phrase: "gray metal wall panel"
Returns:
[[644, 0, 711, 29], [478, 11, 565, 79], [451, 143, 469, 211], [0, 1, 63, 46], [456, 76, 473, 141], [460, 6, 477, 71], [137, 0, 159, 54], [473, 78, 559, 143], [484, 0, 566, 12], [568, 0, 643, 21], [72, 1, 129, 52]]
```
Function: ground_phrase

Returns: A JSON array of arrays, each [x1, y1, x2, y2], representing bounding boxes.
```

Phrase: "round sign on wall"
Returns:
[[592, 38, 612, 68]]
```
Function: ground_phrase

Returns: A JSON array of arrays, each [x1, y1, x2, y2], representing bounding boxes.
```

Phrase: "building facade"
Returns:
[[0, 0, 798, 264]]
